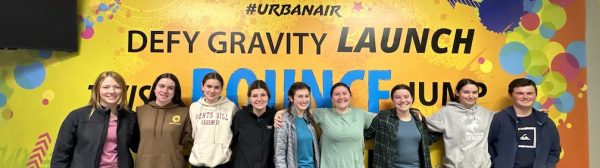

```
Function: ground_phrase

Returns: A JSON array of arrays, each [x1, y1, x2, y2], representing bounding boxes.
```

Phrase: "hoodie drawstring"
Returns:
[[161, 109, 167, 136], [213, 98, 221, 143], [154, 108, 159, 138]]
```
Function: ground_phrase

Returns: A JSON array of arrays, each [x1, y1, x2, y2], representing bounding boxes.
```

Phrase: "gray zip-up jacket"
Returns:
[[274, 109, 320, 168]]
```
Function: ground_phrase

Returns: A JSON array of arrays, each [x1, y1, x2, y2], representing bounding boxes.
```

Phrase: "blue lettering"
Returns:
[[368, 70, 390, 112], [302, 70, 332, 107], [283, 69, 295, 107], [265, 70, 277, 107], [226, 68, 257, 106], [340, 70, 365, 85]]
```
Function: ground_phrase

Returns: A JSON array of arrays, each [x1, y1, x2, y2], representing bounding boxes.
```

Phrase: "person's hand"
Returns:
[[274, 110, 285, 128], [411, 108, 423, 121]]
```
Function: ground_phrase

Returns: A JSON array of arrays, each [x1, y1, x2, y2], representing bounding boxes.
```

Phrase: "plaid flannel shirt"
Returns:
[[365, 108, 441, 168]]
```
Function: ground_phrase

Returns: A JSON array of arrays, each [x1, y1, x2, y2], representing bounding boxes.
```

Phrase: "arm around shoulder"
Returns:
[[426, 108, 446, 133], [362, 109, 376, 129], [364, 112, 381, 139], [273, 111, 289, 168], [423, 128, 442, 145]]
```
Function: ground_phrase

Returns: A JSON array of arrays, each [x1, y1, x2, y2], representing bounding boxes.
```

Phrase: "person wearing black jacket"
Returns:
[[51, 71, 140, 168], [231, 80, 276, 168]]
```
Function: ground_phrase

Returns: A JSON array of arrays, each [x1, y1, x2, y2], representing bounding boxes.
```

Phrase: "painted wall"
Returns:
[[0, 0, 590, 167]]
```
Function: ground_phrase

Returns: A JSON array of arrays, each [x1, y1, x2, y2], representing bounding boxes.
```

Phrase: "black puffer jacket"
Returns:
[[51, 105, 140, 168]]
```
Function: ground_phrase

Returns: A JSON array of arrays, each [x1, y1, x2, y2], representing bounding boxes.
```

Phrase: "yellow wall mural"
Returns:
[[0, 0, 587, 167]]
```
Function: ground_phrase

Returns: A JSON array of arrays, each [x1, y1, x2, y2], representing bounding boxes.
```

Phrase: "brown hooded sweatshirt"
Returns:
[[136, 101, 192, 168]]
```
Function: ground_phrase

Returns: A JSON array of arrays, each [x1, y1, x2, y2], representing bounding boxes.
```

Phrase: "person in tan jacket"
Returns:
[[136, 73, 192, 168]]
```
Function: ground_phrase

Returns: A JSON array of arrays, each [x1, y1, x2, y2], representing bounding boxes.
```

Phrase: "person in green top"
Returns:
[[275, 82, 376, 168], [312, 82, 375, 168]]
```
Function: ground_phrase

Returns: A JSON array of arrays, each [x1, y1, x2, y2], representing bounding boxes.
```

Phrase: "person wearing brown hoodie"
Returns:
[[136, 73, 192, 168]]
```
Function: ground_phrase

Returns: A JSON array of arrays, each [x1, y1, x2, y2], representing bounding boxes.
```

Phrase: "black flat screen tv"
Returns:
[[0, 0, 78, 52]]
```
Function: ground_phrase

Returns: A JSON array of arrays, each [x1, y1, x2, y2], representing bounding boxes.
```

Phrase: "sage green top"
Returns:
[[313, 108, 375, 168]]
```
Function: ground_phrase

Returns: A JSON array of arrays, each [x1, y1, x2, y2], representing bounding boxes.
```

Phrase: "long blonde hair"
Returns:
[[88, 71, 129, 118]]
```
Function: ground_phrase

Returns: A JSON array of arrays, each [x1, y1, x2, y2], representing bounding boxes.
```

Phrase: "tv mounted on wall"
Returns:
[[0, 0, 78, 52]]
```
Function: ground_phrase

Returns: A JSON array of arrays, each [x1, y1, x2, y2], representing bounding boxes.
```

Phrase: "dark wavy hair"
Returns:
[[286, 82, 315, 124], [148, 73, 186, 107]]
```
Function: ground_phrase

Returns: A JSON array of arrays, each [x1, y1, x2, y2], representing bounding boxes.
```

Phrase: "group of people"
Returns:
[[50, 70, 561, 168]]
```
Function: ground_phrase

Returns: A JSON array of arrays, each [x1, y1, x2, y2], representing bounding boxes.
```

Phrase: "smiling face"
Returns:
[[456, 84, 479, 108], [331, 86, 351, 110], [510, 86, 537, 109], [99, 77, 122, 108], [250, 88, 269, 112], [289, 89, 310, 111], [154, 78, 176, 106], [392, 88, 413, 112], [202, 79, 223, 103]]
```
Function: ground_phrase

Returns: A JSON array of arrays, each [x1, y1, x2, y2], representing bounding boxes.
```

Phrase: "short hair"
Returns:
[[390, 84, 413, 99], [508, 78, 537, 94], [247, 80, 271, 99], [148, 73, 186, 107]]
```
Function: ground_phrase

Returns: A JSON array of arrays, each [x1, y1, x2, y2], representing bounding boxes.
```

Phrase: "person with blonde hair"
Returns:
[[52, 71, 140, 168]]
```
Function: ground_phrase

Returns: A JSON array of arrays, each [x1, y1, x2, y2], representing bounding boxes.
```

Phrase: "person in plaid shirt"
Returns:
[[365, 84, 440, 168]]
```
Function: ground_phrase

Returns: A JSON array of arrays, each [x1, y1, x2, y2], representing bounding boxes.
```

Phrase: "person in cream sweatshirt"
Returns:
[[188, 72, 238, 168]]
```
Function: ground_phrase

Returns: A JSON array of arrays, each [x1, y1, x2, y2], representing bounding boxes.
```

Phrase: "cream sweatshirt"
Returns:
[[189, 96, 238, 167]]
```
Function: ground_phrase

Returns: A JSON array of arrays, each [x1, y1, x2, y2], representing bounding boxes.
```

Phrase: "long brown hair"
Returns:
[[148, 73, 185, 107]]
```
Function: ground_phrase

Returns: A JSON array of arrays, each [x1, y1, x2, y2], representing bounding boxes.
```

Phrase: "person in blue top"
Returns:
[[274, 82, 320, 168], [488, 78, 561, 168]]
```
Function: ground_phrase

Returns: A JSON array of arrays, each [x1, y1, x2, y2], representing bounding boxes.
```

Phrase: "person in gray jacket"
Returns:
[[274, 82, 320, 168], [427, 78, 495, 168]]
